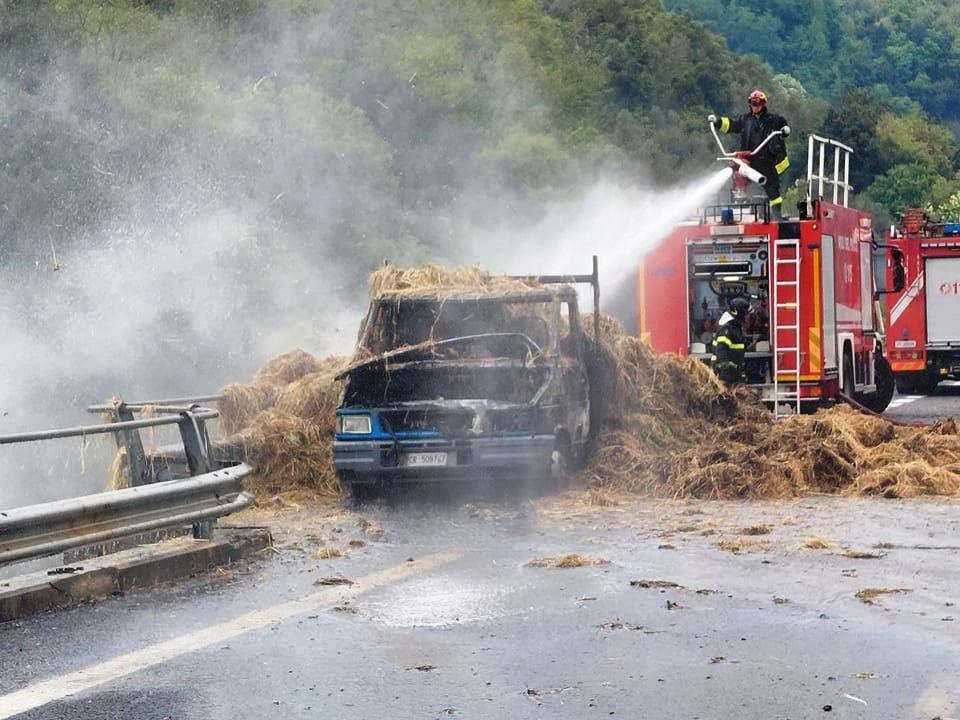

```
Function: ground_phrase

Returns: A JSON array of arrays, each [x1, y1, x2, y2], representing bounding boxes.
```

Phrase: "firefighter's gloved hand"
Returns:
[[707, 114, 717, 125]]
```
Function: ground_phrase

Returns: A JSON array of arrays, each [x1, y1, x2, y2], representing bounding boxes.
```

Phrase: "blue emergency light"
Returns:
[[943, 223, 960, 236], [720, 208, 735, 225]]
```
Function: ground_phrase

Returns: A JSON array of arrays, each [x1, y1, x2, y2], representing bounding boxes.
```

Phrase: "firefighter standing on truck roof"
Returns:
[[712, 90, 790, 219], [710, 297, 749, 384]]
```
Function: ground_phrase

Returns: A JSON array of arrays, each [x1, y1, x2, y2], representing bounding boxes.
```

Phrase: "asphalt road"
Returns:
[[2, 490, 959, 720], [885, 379, 960, 425]]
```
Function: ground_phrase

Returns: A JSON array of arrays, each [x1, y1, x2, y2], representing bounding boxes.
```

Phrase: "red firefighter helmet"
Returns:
[[748, 90, 767, 107]]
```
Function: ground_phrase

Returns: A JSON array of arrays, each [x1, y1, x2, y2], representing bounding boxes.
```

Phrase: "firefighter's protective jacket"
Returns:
[[710, 316, 746, 383], [717, 108, 789, 175]]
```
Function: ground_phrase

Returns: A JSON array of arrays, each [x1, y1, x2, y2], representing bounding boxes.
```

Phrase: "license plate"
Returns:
[[403, 452, 448, 467]]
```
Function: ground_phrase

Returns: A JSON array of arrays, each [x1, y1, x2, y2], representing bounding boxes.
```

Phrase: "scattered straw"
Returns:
[[525, 554, 607, 568], [314, 575, 353, 586], [804, 537, 832, 550], [105, 445, 129, 492], [581, 317, 960, 500], [367, 263, 540, 301], [598, 621, 645, 631], [586, 490, 620, 507], [630, 580, 683, 589], [740, 524, 773, 536], [357, 517, 385, 536], [314, 547, 346, 559], [716, 538, 772, 553], [855, 587, 911, 605], [667, 522, 709, 533], [841, 549, 883, 559]]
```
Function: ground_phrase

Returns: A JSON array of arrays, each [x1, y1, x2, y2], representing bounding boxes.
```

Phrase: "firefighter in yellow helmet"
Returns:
[[712, 90, 790, 219], [710, 296, 750, 384]]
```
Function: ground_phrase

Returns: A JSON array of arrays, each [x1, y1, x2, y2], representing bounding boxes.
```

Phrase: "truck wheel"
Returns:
[[895, 376, 917, 395], [346, 481, 377, 503], [548, 435, 572, 490], [842, 355, 855, 399], [916, 372, 940, 395], [860, 355, 894, 413]]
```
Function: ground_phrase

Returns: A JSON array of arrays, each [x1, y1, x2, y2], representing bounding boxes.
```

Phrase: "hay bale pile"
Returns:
[[216, 265, 960, 502], [218, 350, 346, 496], [368, 263, 540, 299], [583, 319, 960, 499]]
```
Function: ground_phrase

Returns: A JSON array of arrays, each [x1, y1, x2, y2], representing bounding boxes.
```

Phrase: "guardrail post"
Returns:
[[110, 403, 150, 487], [178, 410, 215, 539]]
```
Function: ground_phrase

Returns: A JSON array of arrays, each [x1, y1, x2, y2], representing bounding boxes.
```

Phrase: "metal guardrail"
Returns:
[[0, 410, 218, 445], [86, 395, 224, 413], [0, 464, 254, 565], [0, 398, 254, 567]]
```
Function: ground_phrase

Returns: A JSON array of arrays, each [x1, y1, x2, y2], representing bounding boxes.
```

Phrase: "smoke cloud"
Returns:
[[0, 3, 725, 507]]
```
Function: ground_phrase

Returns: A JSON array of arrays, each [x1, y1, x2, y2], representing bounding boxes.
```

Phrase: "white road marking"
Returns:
[[0, 551, 459, 719], [888, 395, 922, 409]]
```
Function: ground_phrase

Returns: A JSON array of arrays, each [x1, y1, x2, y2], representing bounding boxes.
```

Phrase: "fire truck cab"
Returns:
[[638, 134, 894, 415], [883, 209, 960, 394]]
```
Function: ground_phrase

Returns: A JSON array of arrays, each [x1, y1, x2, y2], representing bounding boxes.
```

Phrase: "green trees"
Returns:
[[663, 0, 960, 121], [868, 164, 945, 214], [662, 0, 960, 219]]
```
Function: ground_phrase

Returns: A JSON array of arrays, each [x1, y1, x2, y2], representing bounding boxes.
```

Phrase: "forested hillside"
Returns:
[[1, 0, 803, 276], [5, 0, 959, 274], [665, 0, 960, 219]]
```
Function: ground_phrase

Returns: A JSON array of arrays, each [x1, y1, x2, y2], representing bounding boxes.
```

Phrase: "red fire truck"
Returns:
[[637, 130, 894, 415], [883, 209, 960, 394]]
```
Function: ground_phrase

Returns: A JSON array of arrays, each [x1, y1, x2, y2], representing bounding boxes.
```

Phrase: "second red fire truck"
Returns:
[[883, 209, 960, 394]]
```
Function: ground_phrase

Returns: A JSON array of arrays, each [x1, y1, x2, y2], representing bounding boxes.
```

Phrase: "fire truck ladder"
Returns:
[[772, 238, 802, 417]]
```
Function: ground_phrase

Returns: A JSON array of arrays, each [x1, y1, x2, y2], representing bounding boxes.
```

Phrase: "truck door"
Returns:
[[822, 235, 838, 369], [924, 257, 960, 345]]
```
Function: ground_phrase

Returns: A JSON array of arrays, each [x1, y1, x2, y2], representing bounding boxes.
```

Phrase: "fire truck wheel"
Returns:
[[895, 376, 918, 394], [842, 355, 855, 399], [916, 373, 940, 395], [860, 355, 894, 413]]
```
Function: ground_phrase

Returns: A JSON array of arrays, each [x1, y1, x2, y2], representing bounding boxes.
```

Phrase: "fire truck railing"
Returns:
[[807, 134, 853, 208], [700, 201, 771, 225]]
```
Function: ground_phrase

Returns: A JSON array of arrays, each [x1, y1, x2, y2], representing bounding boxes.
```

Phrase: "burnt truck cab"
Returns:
[[333, 269, 600, 493]]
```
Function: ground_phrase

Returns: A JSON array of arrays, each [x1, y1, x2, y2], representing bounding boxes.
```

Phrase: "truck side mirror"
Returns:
[[891, 249, 905, 293], [874, 247, 906, 300]]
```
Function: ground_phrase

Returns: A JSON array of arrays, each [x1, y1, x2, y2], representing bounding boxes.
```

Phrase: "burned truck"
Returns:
[[333, 262, 602, 494]]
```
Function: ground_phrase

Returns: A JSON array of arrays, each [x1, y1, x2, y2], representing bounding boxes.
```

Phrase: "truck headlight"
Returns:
[[337, 414, 372, 434]]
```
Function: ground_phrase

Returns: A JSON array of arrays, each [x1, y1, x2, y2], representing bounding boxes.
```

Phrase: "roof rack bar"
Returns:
[[510, 256, 601, 340]]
